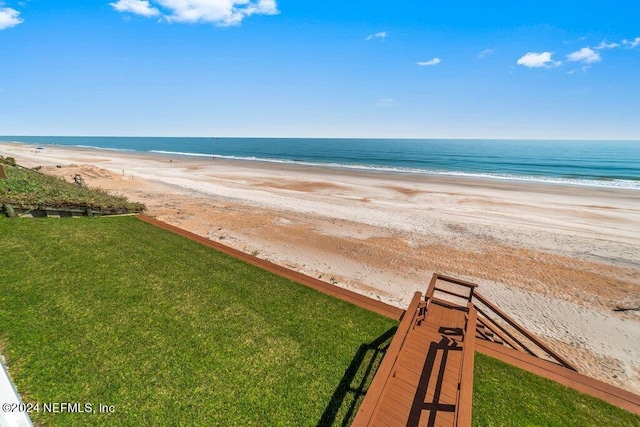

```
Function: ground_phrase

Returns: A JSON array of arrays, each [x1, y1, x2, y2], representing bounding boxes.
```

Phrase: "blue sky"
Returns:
[[0, 0, 639, 139]]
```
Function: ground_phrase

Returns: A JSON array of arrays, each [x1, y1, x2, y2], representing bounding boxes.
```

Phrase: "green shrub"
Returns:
[[0, 163, 144, 213]]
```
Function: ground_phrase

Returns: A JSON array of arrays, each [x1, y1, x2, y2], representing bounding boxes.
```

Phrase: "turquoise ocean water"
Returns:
[[2, 136, 639, 190]]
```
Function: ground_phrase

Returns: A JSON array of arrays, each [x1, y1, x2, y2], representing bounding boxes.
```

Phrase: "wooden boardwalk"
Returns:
[[374, 301, 473, 426], [353, 287, 477, 427], [354, 273, 640, 424]]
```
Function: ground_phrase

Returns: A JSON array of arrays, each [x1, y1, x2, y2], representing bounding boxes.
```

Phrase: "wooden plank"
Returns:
[[424, 305, 466, 329], [400, 341, 433, 359], [410, 326, 463, 342], [355, 278, 480, 427], [435, 274, 479, 290], [393, 352, 429, 372], [383, 382, 422, 416], [456, 304, 477, 427], [426, 273, 439, 300], [386, 380, 423, 407], [399, 346, 462, 371], [390, 374, 455, 400], [475, 306, 536, 356], [476, 340, 640, 415], [431, 287, 471, 302], [405, 334, 462, 359], [376, 399, 411, 425], [393, 366, 459, 402], [136, 214, 404, 320], [394, 366, 461, 399], [404, 334, 452, 352], [474, 291, 576, 370], [429, 297, 469, 312], [352, 291, 423, 426], [477, 317, 521, 350], [434, 413, 456, 427], [0, 164, 5, 179], [380, 385, 416, 411]]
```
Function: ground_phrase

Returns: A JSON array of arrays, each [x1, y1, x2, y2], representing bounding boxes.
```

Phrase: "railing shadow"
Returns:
[[316, 326, 397, 427], [406, 327, 463, 427]]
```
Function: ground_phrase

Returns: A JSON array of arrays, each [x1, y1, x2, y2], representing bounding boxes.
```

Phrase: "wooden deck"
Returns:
[[353, 291, 477, 427]]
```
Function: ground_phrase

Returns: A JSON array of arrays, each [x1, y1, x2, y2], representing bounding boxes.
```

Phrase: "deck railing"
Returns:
[[427, 273, 576, 371], [426, 274, 478, 305], [472, 291, 577, 371], [454, 301, 477, 427], [351, 291, 424, 426], [353, 274, 578, 426]]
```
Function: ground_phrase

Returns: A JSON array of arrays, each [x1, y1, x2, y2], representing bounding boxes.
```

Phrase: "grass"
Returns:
[[473, 353, 640, 426], [1, 216, 638, 426], [0, 216, 396, 426], [0, 161, 144, 213]]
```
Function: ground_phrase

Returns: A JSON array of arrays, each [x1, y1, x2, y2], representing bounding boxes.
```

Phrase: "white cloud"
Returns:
[[568, 65, 592, 75], [374, 98, 398, 108], [567, 47, 601, 64], [110, 0, 279, 26], [622, 37, 640, 48], [160, 0, 278, 25], [0, 5, 23, 30], [595, 40, 619, 50], [417, 58, 441, 66], [366, 31, 387, 41], [516, 52, 559, 68], [477, 48, 495, 58], [110, 0, 160, 17]]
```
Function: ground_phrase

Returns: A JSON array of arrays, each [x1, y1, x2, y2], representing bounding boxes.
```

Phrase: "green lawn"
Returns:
[[473, 353, 640, 426], [1, 216, 638, 426], [0, 216, 395, 426]]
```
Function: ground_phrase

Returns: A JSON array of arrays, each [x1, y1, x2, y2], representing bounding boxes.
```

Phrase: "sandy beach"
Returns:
[[2, 141, 639, 395]]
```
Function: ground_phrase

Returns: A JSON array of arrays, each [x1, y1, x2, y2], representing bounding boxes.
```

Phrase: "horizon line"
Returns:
[[2, 135, 639, 142]]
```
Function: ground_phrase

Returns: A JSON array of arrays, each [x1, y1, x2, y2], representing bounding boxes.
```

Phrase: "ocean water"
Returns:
[[2, 136, 639, 190]]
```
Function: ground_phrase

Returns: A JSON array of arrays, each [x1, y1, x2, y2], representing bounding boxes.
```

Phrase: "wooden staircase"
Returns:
[[475, 323, 504, 345], [352, 276, 479, 426], [353, 273, 640, 426]]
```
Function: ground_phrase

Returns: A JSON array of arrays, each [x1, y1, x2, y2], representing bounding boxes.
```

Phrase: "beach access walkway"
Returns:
[[352, 273, 640, 426], [352, 276, 478, 426]]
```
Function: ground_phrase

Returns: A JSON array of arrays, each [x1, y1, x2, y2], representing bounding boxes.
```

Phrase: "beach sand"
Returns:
[[2, 141, 639, 395]]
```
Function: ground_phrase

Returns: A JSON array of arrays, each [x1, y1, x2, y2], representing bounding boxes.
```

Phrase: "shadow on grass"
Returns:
[[317, 326, 397, 427]]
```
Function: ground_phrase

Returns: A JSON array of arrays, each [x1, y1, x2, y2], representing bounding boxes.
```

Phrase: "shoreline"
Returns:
[[1, 140, 639, 395], [3, 141, 638, 266], [3, 140, 639, 191]]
